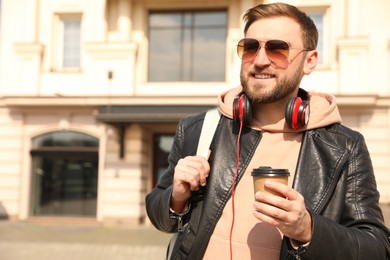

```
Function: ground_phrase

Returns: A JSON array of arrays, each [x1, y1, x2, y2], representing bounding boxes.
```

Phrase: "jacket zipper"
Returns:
[[169, 203, 191, 233]]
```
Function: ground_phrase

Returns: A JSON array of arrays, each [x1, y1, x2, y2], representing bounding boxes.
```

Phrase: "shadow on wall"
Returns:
[[0, 202, 9, 219]]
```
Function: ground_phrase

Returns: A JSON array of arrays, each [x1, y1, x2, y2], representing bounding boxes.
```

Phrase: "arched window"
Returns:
[[30, 131, 99, 217]]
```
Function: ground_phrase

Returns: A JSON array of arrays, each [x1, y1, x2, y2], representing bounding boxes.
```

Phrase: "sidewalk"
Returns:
[[0, 220, 171, 260], [0, 205, 389, 260]]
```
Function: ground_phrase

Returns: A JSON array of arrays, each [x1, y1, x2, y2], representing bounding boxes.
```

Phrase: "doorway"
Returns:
[[30, 131, 99, 217], [152, 134, 174, 186]]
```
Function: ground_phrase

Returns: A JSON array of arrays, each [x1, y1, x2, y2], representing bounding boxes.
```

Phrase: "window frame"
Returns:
[[51, 13, 83, 72], [302, 6, 330, 69], [147, 9, 228, 83]]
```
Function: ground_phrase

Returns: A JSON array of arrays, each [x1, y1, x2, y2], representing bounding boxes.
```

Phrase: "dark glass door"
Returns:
[[31, 151, 98, 217], [153, 134, 174, 186], [30, 131, 99, 217]]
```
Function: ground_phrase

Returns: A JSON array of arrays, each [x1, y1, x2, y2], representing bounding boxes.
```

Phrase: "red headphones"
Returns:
[[233, 88, 310, 130]]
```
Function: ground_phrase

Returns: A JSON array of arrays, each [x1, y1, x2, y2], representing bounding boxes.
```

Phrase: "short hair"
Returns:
[[243, 2, 318, 50]]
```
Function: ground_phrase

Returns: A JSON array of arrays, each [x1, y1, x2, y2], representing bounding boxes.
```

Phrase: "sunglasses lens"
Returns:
[[237, 39, 259, 59], [237, 39, 291, 65], [265, 40, 290, 61]]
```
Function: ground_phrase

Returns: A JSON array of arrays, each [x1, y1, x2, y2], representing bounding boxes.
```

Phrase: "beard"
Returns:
[[240, 63, 304, 104]]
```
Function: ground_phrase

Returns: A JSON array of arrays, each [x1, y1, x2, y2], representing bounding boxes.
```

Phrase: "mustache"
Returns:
[[250, 66, 276, 75]]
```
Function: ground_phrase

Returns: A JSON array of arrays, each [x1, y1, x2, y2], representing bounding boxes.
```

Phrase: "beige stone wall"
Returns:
[[340, 107, 390, 203], [0, 107, 23, 218], [0, 106, 107, 219], [100, 123, 153, 224]]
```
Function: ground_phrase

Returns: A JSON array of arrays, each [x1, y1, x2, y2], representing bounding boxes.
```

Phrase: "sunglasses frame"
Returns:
[[237, 38, 312, 64]]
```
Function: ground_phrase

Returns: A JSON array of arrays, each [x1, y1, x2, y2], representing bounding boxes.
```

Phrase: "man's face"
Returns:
[[240, 17, 307, 104]]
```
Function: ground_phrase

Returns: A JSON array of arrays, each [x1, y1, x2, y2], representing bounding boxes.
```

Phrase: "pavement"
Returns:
[[0, 220, 171, 260], [0, 204, 389, 260]]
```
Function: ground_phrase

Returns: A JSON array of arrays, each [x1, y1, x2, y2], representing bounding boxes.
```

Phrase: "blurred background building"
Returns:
[[0, 0, 389, 225]]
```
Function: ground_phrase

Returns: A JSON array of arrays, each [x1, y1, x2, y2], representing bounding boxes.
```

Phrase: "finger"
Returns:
[[264, 181, 304, 203], [175, 167, 200, 190], [175, 156, 210, 188], [185, 158, 207, 174], [178, 171, 200, 191], [177, 157, 206, 175], [253, 202, 286, 226], [253, 199, 311, 241], [175, 159, 200, 176], [182, 163, 207, 187], [254, 190, 288, 212], [187, 156, 211, 186], [254, 194, 287, 219], [207, 149, 212, 160], [253, 210, 280, 227], [199, 157, 211, 186], [175, 160, 200, 189], [263, 180, 297, 200]]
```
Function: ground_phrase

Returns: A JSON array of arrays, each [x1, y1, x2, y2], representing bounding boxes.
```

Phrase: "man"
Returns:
[[146, 3, 390, 259]]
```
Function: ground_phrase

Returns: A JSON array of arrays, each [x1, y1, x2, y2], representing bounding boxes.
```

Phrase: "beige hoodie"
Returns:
[[204, 86, 342, 260]]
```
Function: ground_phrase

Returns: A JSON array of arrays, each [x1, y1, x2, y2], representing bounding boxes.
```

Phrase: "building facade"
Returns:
[[0, 0, 389, 225]]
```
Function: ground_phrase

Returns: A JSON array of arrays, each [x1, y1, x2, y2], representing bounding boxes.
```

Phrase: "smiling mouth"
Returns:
[[253, 73, 275, 79]]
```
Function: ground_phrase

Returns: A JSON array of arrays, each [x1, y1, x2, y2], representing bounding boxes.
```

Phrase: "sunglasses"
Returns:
[[237, 38, 311, 65]]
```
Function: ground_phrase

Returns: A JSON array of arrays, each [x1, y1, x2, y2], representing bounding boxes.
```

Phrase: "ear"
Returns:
[[303, 50, 318, 75]]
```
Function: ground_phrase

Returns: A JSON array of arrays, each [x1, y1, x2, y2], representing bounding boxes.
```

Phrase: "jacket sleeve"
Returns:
[[145, 114, 203, 233], [296, 133, 390, 259]]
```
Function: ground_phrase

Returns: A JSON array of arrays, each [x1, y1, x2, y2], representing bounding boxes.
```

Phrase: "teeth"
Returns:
[[254, 74, 273, 79]]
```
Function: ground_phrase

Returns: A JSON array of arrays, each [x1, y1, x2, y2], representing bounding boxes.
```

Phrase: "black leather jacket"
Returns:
[[146, 112, 390, 259]]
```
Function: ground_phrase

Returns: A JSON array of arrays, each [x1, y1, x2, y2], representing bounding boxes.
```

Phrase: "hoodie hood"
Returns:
[[217, 86, 342, 133]]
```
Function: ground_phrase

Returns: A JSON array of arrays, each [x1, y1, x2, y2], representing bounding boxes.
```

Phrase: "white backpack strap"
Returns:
[[167, 108, 220, 260], [196, 108, 221, 158]]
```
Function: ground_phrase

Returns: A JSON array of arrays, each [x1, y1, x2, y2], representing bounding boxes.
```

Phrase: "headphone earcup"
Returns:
[[233, 95, 241, 127], [285, 97, 310, 129], [285, 97, 296, 129], [233, 92, 252, 128], [242, 94, 252, 127], [298, 100, 310, 128]]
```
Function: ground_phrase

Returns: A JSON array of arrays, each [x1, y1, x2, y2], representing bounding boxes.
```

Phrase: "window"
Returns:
[[52, 14, 82, 70], [308, 12, 325, 65], [63, 18, 81, 67], [148, 10, 227, 82]]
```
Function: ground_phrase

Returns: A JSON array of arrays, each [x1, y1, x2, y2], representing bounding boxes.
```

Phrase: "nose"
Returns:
[[253, 47, 271, 66]]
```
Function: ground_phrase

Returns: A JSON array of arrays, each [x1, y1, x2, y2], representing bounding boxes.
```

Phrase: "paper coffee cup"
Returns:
[[251, 166, 290, 197]]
